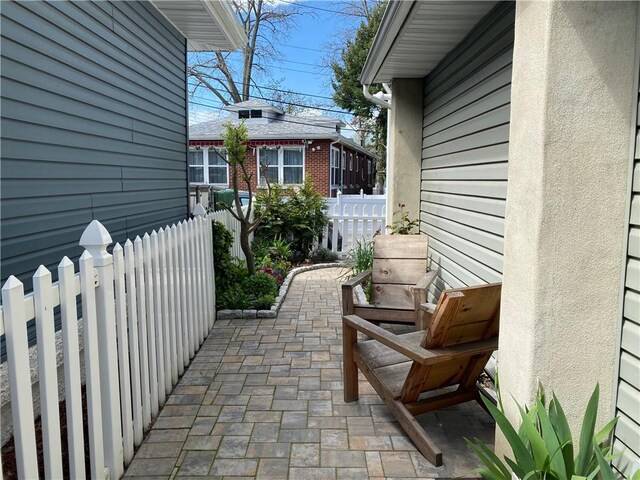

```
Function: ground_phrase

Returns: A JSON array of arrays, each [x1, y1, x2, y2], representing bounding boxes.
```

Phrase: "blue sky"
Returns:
[[188, 1, 367, 133]]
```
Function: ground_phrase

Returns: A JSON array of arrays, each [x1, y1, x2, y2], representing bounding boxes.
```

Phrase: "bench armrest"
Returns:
[[342, 314, 498, 366], [342, 269, 372, 289]]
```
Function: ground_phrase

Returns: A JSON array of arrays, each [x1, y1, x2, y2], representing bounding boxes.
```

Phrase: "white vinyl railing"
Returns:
[[321, 192, 386, 257], [211, 206, 252, 261], [0, 204, 215, 480]]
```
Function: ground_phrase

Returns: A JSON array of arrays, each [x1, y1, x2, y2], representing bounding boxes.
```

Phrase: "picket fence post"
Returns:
[[33, 265, 63, 479], [1, 276, 38, 480], [79, 220, 124, 479]]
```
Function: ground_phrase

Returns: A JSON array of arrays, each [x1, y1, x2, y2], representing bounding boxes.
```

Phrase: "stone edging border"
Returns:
[[216, 262, 349, 320]]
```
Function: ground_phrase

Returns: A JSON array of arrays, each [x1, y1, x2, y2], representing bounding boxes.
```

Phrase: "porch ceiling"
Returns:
[[151, 0, 246, 52], [360, 0, 497, 85]]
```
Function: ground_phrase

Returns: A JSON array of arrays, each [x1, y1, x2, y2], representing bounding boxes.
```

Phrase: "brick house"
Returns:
[[188, 100, 378, 197]]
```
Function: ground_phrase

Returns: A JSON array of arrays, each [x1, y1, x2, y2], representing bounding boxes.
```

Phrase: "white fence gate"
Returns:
[[321, 192, 386, 257], [0, 205, 215, 480]]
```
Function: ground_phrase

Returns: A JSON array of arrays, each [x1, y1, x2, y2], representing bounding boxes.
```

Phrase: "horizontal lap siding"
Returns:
[[0, 0, 188, 288], [613, 75, 640, 476], [420, 2, 514, 300]]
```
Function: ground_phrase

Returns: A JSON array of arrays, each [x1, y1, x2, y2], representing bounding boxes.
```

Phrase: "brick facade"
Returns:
[[189, 138, 376, 197]]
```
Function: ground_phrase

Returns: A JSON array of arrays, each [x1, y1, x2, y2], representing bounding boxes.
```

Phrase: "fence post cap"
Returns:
[[34, 265, 51, 278], [80, 220, 112, 249], [58, 256, 74, 268], [80, 220, 112, 266], [194, 203, 207, 217], [2, 274, 21, 291]]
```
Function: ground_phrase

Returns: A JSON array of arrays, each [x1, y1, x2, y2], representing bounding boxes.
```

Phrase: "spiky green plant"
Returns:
[[466, 384, 621, 480]]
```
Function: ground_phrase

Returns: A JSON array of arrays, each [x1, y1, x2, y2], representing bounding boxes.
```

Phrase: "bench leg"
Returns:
[[392, 399, 443, 467], [342, 323, 359, 402]]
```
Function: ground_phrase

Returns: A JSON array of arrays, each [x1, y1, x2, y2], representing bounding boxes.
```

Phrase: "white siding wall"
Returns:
[[614, 68, 640, 476], [420, 3, 515, 299]]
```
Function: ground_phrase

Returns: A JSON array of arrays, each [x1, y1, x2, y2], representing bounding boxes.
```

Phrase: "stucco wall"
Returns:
[[500, 0, 638, 450], [387, 78, 424, 228]]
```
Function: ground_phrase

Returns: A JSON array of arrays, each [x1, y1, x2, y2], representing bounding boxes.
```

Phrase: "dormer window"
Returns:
[[238, 109, 263, 119]]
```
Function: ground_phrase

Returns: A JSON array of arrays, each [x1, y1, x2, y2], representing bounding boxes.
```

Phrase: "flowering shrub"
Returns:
[[259, 257, 291, 286]]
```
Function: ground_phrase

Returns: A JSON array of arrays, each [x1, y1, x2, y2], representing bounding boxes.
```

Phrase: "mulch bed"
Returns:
[[2, 387, 91, 480]]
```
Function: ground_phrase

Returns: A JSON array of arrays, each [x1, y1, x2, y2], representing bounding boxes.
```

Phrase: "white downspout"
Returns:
[[362, 84, 392, 199], [362, 84, 392, 109]]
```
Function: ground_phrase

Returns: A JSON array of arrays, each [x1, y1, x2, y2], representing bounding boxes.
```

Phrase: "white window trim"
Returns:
[[257, 146, 305, 186], [189, 147, 229, 186], [331, 146, 341, 187]]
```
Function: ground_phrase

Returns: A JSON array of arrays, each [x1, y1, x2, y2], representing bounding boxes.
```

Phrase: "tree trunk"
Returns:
[[240, 221, 256, 275]]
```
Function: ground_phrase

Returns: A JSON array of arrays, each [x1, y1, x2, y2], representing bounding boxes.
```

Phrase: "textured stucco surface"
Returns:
[[500, 0, 638, 453], [386, 79, 423, 229]]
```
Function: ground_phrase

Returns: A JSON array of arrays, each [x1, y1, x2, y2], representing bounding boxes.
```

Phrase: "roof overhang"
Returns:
[[360, 1, 497, 84], [151, 0, 246, 52]]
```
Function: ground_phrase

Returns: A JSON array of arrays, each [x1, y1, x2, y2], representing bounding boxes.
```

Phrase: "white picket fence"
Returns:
[[211, 206, 252, 261], [0, 205, 215, 480], [321, 192, 386, 257]]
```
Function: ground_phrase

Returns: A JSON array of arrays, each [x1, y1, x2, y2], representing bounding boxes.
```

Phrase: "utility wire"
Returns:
[[227, 56, 322, 69], [191, 92, 349, 115], [277, 0, 363, 17], [190, 75, 335, 101]]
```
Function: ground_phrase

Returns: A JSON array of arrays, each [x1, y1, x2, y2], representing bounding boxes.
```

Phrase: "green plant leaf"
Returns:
[[575, 385, 599, 476], [466, 437, 512, 479], [536, 398, 568, 480], [481, 395, 537, 475], [517, 403, 549, 471], [505, 456, 527, 479], [549, 396, 572, 445], [549, 396, 574, 474], [594, 418, 617, 446], [593, 443, 618, 480]]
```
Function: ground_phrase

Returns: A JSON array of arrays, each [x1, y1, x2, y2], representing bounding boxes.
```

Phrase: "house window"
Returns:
[[342, 151, 346, 185], [283, 148, 303, 184], [189, 150, 205, 183], [331, 147, 340, 186], [258, 147, 304, 185], [189, 148, 228, 185], [349, 153, 354, 185], [239, 109, 262, 119], [208, 149, 228, 184]]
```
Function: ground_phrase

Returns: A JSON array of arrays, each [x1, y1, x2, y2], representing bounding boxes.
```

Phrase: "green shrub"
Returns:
[[255, 177, 328, 262], [341, 237, 375, 301], [218, 288, 252, 310], [467, 383, 622, 480], [253, 294, 275, 310], [212, 220, 234, 297], [243, 272, 279, 298], [309, 246, 339, 263], [346, 237, 374, 276], [387, 203, 419, 234]]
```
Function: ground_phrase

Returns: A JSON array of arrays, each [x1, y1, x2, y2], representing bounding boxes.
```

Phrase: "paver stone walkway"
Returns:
[[124, 267, 494, 479]]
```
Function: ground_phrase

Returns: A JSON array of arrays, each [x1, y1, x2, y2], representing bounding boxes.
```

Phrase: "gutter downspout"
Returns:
[[362, 83, 392, 109], [362, 84, 392, 197]]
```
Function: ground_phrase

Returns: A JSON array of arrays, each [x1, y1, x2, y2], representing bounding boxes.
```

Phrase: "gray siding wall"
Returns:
[[613, 73, 640, 476], [420, 2, 514, 299], [1, 0, 189, 289]]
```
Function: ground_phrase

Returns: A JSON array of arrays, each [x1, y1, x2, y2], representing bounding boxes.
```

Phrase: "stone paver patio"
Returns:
[[124, 268, 494, 479]]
